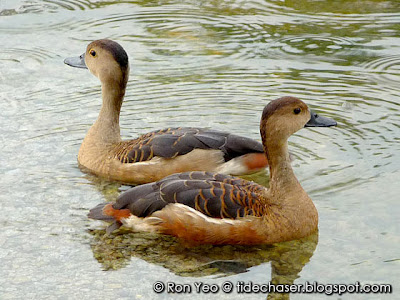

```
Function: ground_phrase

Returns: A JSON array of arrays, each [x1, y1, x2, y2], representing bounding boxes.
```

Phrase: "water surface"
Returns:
[[0, 0, 399, 299]]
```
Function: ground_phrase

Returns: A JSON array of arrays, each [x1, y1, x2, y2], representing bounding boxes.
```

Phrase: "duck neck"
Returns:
[[264, 135, 303, 196], [90, 80, 126, 145], [263, 132, 318, 236]]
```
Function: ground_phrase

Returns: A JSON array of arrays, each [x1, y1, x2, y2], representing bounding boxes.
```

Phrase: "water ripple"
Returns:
[[361, 55, 400, 88], [0, 47, 54, 64], [0, 0, 99, 14], [42, 0, 96, 11], [266, 35, 355, 56]]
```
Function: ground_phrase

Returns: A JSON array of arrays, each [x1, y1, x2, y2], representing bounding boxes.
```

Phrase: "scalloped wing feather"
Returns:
[[114, 171, 266, 220], [112, 127, 263, 163]]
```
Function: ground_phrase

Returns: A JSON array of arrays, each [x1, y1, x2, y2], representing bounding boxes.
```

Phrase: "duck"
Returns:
[[88, 96, 337, 245], [64, 39, 269, 184]]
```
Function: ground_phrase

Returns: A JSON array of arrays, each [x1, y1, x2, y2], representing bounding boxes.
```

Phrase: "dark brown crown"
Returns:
[[93, 39, 129, 70]]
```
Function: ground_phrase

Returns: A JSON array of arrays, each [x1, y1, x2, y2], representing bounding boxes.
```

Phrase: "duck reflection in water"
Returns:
[[88, 228, 318, 299]]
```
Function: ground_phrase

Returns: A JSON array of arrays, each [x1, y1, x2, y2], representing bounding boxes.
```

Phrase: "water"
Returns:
[[0, 0, 399, 299]]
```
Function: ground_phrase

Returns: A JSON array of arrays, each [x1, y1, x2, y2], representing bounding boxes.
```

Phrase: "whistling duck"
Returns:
[[64, 39, 268, 184], [88, 96, 337, 245]]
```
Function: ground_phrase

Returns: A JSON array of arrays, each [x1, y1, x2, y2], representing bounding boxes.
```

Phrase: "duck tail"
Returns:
[[217, 153, 268, 175], [89, 202, 132, 221], [88, 203, 114, 221], [88, 203, 132, 234]]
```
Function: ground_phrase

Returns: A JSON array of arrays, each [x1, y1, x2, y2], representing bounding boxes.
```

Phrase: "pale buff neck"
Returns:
[[262, 132, 318, 235], [87, 80, 126, 145], [263, 131, 305, 201]]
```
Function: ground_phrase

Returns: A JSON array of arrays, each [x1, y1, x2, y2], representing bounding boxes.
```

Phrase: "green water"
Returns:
[[0, 0, 399, 299]]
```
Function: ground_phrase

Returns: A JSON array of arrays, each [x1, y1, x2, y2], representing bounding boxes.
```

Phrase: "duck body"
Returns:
[[89, 96, 337, 245], [79, 126, 266, 184], [90, 171, 317, 245], [64, 39, 268, 184]]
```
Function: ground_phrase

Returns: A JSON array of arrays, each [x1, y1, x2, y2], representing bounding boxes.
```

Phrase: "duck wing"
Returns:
[[113, 127, 264, 163], [113, 171, 266, 219]]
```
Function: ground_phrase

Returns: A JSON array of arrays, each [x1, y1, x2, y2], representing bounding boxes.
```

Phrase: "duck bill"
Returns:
[[305, 110, 337, 127], [64, 53, 87, 69]]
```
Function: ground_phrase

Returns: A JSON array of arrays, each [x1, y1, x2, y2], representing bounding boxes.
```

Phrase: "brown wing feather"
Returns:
[[114, 171, 267, 220], [111, 127, 264, 163]]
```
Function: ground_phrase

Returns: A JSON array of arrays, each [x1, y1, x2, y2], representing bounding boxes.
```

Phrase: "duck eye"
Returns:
[[293, 108, 301, 115], [89, 49, 96, 57]]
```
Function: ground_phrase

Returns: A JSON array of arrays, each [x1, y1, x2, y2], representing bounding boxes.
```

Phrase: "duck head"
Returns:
[[64, 39, 129, 88], [261, 96, 337, 142]]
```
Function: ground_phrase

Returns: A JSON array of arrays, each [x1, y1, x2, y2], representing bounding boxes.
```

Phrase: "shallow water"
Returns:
[[0, 0, 399, 299]]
